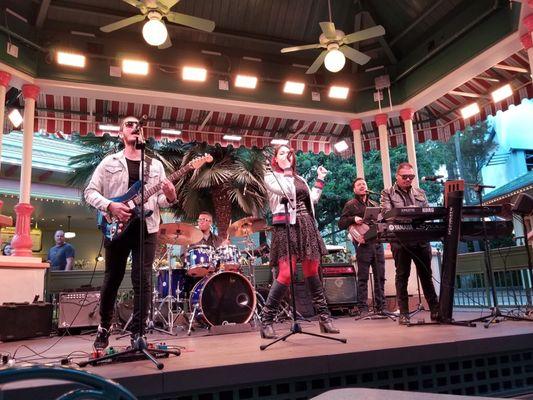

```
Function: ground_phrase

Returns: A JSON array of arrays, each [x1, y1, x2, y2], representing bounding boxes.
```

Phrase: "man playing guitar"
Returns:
[[85, 116, 177, 349], [338, 178, 386, 316]]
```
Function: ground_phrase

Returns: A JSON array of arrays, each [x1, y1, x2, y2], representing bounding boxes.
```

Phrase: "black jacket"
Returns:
[[338, 195, 378, 230]]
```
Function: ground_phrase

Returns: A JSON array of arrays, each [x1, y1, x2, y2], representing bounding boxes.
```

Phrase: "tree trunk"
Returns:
[[211, 182, 233, 239]]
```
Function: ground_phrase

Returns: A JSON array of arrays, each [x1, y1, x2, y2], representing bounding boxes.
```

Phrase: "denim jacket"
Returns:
[[264, 171, 324, 225], [84, 150, 174, 234]]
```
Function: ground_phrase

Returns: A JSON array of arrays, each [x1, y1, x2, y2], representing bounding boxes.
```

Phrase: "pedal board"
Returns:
[[86, 346, 178, 366]]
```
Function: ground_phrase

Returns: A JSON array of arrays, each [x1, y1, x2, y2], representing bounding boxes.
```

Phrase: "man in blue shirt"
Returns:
[[47, 230, 75, 271]]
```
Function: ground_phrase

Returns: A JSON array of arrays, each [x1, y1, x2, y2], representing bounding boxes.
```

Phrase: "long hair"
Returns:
[[271, 145, 297, 174]]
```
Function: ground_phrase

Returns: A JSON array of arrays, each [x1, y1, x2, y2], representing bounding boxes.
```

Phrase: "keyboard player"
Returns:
[[380, 162, 440, 325]]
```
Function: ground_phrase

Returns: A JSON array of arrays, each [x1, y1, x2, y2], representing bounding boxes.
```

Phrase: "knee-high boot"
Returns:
[[306, 275, 340, 334], [259, 280, 288, 339]]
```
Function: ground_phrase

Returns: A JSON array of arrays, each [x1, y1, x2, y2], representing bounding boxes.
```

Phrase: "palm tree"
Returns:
[[67, 135, 269, 238], [166, 142, 269, 238]]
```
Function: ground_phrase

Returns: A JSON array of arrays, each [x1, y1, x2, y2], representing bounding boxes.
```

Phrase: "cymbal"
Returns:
[[228, 217, 268, 237], [158, 222, 203, 245]]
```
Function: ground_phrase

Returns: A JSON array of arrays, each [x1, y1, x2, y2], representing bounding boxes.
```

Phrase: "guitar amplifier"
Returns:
[[58, 291, 101, 329], [0, 302, 53, 342], [322, 264, 357, 306]]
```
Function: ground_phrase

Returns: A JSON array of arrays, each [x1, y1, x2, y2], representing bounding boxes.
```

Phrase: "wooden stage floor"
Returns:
[[1, 311, 533, 399]]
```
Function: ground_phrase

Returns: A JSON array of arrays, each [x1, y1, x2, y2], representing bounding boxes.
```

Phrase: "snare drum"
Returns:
[[189, 271, 256, 326], [186, 245, 214, 277], [215, 245, 241, 272]]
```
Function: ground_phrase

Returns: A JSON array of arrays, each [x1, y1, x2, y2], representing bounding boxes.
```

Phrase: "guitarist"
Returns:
[[84, 116, 177, 350], [338, 178, 385, 316]]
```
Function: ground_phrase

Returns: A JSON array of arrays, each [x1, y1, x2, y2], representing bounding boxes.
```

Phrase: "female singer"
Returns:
[[260, 145, 339, 338]]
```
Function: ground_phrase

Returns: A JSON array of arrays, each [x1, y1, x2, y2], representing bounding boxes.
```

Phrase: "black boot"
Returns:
[[259, 280, 288, 339], [306, 275, 340, 334]]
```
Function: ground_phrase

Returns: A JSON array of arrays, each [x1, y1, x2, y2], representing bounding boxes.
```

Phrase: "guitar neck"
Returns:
[[137, 164, 194, 203]]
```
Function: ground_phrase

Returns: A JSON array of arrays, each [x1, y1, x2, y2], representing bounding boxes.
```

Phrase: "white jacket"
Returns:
[[264, 170, 324, 225], [84, 150, 174, 234]]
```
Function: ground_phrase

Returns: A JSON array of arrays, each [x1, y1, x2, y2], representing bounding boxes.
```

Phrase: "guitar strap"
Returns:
[[142, 156, 152, 182]]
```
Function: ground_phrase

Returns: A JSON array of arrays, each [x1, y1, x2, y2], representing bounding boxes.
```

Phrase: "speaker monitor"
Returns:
[[513, 193, 533, 215], [0, 302, 53, 341], [58, 291, 101, 329], [323, 276, 357, 305]]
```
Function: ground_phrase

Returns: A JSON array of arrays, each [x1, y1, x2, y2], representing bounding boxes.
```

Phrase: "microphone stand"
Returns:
[[465, 184, 531, 328], [80, 123, 179, 370], [260, 197, 347, 350]]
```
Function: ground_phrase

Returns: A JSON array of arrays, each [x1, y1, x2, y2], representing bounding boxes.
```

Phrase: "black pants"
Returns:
[[356, 243, 386, 310], [391, 243, 439, 315], [100, 219, 157, 335]]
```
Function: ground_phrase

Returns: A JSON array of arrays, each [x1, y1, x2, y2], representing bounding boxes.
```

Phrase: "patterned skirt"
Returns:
[[269, 212, 328, 268]]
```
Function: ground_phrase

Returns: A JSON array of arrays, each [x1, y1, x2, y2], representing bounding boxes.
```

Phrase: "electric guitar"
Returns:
[[97, 154, 213, 241]]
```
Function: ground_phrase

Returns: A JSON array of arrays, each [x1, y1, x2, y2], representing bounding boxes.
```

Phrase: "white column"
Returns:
[[521, 31, 533, 84], [349, 118, 364, 178], [375, 113, 392, 188], [0, 71, 11, 170], [400, 108, 420, 188], [19, 85, 39, 203]]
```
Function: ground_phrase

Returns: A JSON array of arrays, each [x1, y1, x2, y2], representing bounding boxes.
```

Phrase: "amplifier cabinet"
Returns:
[[323, 276, 357, 305], [0, 302, 53, 341], [58, 291, 101, 329]]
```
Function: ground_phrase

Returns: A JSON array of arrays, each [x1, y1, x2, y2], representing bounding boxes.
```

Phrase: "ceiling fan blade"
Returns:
[[281, 43, 323, 53], [306, 50, 328, 74], [122, 0, 145, 9], [319, 21, 336, 39], [166, 12, 215, 32], [158, 35, 172, 49], [340, 46, 371, 65], [343, 25, 385, 45], [100, 14, 145, 33], [156, 0, 180, 9]]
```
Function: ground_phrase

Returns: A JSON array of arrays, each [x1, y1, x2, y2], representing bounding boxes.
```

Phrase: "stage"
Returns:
[[1, 310, 533, 399]]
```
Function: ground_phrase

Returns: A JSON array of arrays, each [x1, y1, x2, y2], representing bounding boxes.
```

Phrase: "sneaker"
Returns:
[[398, 314, 410, 325], [94, 325, 110, 350]]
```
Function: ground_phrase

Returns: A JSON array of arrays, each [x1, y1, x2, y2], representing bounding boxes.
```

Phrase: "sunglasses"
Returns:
[[399, 174, 415, 180], [197, 218, 212, 223], [124, 121, 138, 128]]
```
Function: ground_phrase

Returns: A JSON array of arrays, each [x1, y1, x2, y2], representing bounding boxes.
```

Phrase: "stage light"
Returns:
[[183, 66, 207, 81], [460, 103, 480, 119], [65, 216, 76, 239], [328, 86, 349, 99], [57, 51, 86, 68], [334, 140, 349, 152], [235, 75, 258, 89], [324, 48, 346, 73], [491, 84, 513, 103], [283, 81, 305, 95], [122, 59, 149, 75], [222, 134, 242, 141], [161, 129, 181, 135], [271, 138, 289, 145], [142, 16, 168, 46], [98, 124, 120, 132], [8, 109, 23, 128]]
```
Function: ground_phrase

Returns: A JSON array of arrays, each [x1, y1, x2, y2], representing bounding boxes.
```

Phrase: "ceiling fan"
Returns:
[[281, 1, 385, 74], [100, 0, 215, 49]]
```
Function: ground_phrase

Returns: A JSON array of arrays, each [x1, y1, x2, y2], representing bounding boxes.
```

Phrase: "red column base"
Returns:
[[11, 203, 34, 257]]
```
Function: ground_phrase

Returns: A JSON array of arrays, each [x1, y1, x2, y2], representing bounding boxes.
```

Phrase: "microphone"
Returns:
[[421, 175, 444, 182], [365, 190, 381, 196], [133, 115, 148, 144]]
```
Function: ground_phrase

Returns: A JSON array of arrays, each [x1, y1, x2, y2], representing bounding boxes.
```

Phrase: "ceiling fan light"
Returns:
[[142, 19, 168, 46], [324, 49, 346, 73]]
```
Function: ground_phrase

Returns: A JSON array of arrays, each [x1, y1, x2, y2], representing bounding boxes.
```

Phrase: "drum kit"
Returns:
[[151, 217, 270, 335]]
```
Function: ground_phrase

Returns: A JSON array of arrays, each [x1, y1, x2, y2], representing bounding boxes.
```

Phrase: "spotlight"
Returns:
[[235, 75, 258, 89], [334, 140, 349, 152], [491, 84, 513, 103], [183, 67, 207, 82], [222, 134, 242, 141], [56, 51, 86, 68], [271, 138, 289, 145], [161, 129, 181, 135], [122, 59, 149, 75], [8, 109, 23, 128], [283, 81, 305, 95], [328, 86, 349, 99], [460, 103, 480, 119]]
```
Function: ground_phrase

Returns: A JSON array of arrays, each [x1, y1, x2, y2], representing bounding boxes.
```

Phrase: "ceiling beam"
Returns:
[[493, 64, 529, 74], [448, 90, 484, 98], [35, 0, 51, 28]]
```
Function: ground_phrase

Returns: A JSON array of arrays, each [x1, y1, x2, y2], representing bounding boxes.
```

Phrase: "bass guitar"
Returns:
[[97, 153, 213, 241]]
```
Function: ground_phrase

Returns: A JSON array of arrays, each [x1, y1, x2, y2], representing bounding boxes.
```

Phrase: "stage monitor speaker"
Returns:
[[0, 302, 53, 342], [513, 193, 533, 215], [58, 291, 101, 329], [323, 276, 357, 305]]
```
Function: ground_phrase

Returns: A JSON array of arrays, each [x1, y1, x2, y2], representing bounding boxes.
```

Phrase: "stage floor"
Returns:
[[1, 311, 533, 399]]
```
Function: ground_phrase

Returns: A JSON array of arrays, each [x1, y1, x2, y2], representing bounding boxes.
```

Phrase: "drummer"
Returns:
[[195, 211, 227, 248]]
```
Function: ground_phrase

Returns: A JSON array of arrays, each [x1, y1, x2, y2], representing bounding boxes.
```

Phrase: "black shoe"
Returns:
[[430, 309, 441, 322], [398, 314, 410, 325], [94, 325, 110, 350]]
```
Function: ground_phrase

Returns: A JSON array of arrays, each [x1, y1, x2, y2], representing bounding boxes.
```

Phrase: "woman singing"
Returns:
[[260, 145, 339, 339]]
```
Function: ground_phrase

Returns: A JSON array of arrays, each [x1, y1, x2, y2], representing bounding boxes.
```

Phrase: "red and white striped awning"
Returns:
[[16, 50, 532, 154]]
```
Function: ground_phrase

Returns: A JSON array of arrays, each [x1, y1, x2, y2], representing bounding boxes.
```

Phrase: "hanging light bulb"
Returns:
[[142, 12, 168, 46], [65, 215, 76, 239], [324, 45, 346, 73]]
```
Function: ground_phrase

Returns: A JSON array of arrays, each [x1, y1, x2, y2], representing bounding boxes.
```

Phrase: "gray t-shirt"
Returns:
[[48, 243, 75, 271]]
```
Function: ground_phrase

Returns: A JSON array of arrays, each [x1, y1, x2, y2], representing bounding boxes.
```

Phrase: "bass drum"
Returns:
[[189, 272, 256, 326]]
